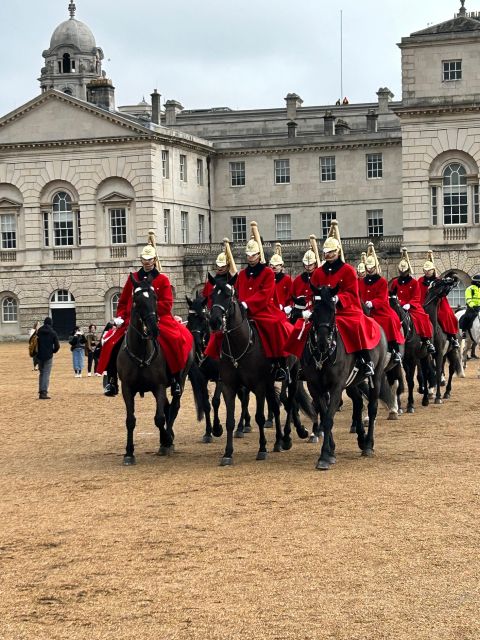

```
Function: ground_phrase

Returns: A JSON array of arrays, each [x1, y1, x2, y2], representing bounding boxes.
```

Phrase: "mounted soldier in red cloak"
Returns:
[[202, 245, 234, 309], [389, 247, 435, 354], [270, 243, 293, 314], [97, 230, 193, 397], [358, 242, 404, 364], [418, 250, 459, 349], [290, 235, 320, 313]]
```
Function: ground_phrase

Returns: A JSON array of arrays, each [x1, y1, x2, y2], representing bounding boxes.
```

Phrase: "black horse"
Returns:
[[389, 290, 434, 413], [209, 275, 310, 465], [302, 284, 388, 470], [185, 292, 252, 442], [423, 275, 464, 402], [117, 274, 196, 465]]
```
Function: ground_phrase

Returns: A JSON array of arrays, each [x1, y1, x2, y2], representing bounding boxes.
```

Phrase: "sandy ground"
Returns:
[[1, 343, 479, 640]]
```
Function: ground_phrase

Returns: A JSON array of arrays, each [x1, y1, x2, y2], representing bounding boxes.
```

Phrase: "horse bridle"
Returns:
[[123, 287, 159, 367], [211, 285, 253, 368], [187, 308, 210, 364], [308, 296, 337, 369]]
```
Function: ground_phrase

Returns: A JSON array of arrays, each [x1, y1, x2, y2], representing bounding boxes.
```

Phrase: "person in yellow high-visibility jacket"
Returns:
[[460, 274, 480, 334]]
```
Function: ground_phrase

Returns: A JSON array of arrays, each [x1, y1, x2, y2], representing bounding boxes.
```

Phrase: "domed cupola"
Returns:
[[39, 2, 106, 101]]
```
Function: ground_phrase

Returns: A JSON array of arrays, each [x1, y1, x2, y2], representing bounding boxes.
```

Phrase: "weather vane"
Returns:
[[68, 2, 76, 19]]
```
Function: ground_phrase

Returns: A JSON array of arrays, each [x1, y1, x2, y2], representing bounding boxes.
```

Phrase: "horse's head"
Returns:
[[290, 295, 307, 324], [389, 286, 401, 312], [130, 273, 158, 339], [424, 273, 458, 306], [186, 292, 210, 357], [209, 273, 239, 332], [309, 284, 339, 351]]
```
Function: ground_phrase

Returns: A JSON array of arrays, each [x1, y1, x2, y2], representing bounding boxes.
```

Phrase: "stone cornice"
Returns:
[[215, 138, 401, 157], [394, 103, 480, 118]]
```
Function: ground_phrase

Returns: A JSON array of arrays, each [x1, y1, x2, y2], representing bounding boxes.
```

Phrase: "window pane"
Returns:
[[2, 297, 17, 322], [367, 209, 384, 236], [180, 155, 187, 181], [274, 159, 290, 184], [320, 156, 336, 182], [197, 159, 204, 186], [111, 292, 121, 318], [0, 214, 16, 249], [443, 163, 468, 224], [366, 154, 383, 179], [110, 208, 127, 244], [163, 209, 171, 243], [198, 214, 205, 243], [230, 162, 245, 187], [275, 214, 291, 240], [232, 216, 247, 242], [181, 211, 189, 243], [162, 150, 170, 179], [320, 212, 336, 239], [443, 60, 462, 81]]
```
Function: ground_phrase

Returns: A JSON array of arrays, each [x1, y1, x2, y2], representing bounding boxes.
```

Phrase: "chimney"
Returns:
[[324, 111, 335, 136], [151, 89, 161, 125], [376, 87, 394, 114], [366, 109, 378, 132], [164, 100, 183, 126], [287, 120, 298, 139], [86, 77, 115, 111], [335, 119, 350, 135], [284, 93, 303, 121]]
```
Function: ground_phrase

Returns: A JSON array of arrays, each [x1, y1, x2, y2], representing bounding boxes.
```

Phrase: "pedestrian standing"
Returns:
[[69, 326, 86, 377], [36, 317, 60, 400], [28, 320, 40, 371], [84, 324, 98, 376]]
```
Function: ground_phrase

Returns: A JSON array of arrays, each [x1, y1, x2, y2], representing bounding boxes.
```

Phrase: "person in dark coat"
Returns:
[[36, 317, 60, 399]]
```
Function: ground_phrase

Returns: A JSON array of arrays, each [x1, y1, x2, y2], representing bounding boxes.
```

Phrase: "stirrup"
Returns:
[[104, 381, 118, 396], [450, 338, 460, 349], [425, 341, 436, 354], [362, 360, 375, 377], [171, 380, 182, 397], [275, 367, 288, 382], [392, 350, 402, 364]]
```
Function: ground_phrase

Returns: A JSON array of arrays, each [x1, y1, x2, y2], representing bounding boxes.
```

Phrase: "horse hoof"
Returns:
[[316, 459, 330, 470], [256, 451, 268, 461], [434, 398, 443, 405], [234, 430, 244, 439], [398, 408, 403, 415], [443, 393, 450, 400], [158, 445, 174, 456], [326, 455, 336, 465], [202, 435, 213, 444], [282, 438, 292, 451], [349, 425, 356, 434], [273, 442, 283, 453], [387, 412, 398, 421], [407, 406, 414, 414], [361, 448, 374, 457], [309, 435, 319, 444], [220, 457, 233, 466], [422, 399, 429, 407], [212, 426, 223, 437], [123, 455, 136, 465], [264, 420, 273, 429], [243, 424, 252, 433], [296, 426, 309, 439]]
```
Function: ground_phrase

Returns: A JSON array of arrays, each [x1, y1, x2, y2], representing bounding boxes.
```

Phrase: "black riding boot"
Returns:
[[104, 366, 118, 396], [171, 374, 182, 397], [388, 341, 402, 364], [272, 357, 289, 383], [356, 350, 374, 377], [447, 334, 460, 349], [422, 338, 436, 354]]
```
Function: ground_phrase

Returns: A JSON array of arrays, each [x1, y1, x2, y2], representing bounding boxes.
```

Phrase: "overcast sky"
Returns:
[[0, 0, 467, 116]]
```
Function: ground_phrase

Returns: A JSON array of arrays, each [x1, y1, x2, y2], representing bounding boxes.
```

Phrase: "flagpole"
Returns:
[[340, 9, 343, 102]]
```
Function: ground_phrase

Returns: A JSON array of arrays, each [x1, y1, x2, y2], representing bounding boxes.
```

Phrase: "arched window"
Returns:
[[2, 297, 18, 322], [111, 292, 121, 318], [43, 191, 81, 248], [443, 163, 467, 225], [62, 53, 76, 73], [448, 281, 466, 310], [63, 87, 73, 96], [50, 289, 75, 304]]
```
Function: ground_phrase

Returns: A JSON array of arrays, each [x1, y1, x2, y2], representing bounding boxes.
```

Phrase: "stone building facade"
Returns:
[[0, 2, 479, 338]]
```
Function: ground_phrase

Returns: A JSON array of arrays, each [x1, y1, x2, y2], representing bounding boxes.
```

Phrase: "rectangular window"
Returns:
[[443, 60, 462, 82], [53, 210, 74, 246], [76, 210, 82, 246], [232, 216, 247, 242], [197, 159, 204, 186], [431, 186, 438, 226], [162, 150, 170, 179], [274, 159, 290, 184], [110, 208, 127, 244], [474, 185, 479, 224], [181, 211, 189, 243], [230, 161, 246, 187], [275, 214, 291, 240], [367, 209, 384, 236], [443, 192, 468, 225], [43, 211, 49, 247], [163, 209, 171, 243], [320, 211, 336, 239], [198, 214, 205, 243], [180, 154, 187, 182], [366, 153, 383, 179], [320, 156, 336, 182], [0, 214, 16, 249]]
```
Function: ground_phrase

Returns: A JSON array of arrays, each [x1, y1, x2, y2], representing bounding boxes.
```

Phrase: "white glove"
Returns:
[[365, 301, 373, 309], [332, 295, 338, 304], [113, 317, 124, 327], [279, 304, 284, 311], [284, 305, 292, 315], [402, 304, 410, 311], [302, 310, 312, 320], [241, 301, 248, 310]]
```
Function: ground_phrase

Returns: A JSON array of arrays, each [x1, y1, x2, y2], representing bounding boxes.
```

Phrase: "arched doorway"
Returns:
[[49, 289, 75, 339]]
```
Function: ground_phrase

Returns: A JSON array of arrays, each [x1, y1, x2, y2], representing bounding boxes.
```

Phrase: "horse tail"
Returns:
[[187, 362, 207, 422], [294, 381, 317, 422]]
